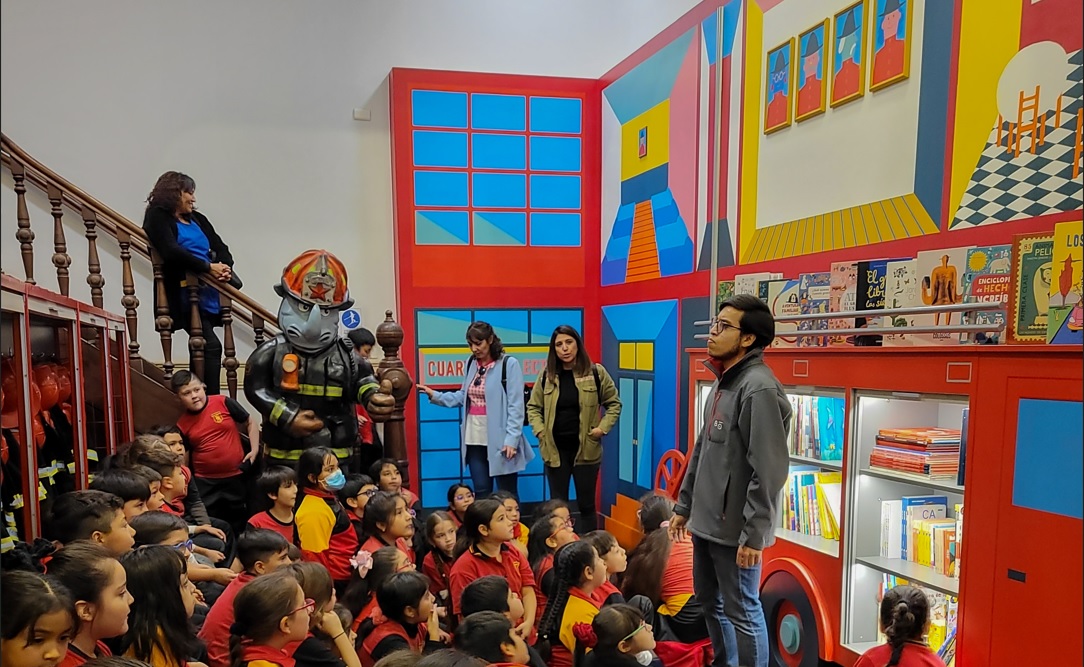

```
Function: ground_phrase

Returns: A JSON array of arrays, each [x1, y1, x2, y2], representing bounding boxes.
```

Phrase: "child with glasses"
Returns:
[[247, 467, 300, 547], [128, 511, 234, 613], [338, 474, 379, 545], [527, 512, 579, 634], [446, 484, 474, 529], [227, 571, 312, 667], [287, 562, 363, 667], [572, 604, 657, 667]]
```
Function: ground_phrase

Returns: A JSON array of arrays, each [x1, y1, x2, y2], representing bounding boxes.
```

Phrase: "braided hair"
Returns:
[[880, 585, 930, 667], [537, 541, 598, 651], [228, 571, 300, 667]]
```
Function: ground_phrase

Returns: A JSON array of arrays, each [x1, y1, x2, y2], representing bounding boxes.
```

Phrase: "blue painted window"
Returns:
[[411, 90, 584, 247]]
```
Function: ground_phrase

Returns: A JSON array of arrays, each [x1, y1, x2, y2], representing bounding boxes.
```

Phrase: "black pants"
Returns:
[[545, 439, 599, 533], [184, 309, 222, 395], [194, 475, 248, 538]]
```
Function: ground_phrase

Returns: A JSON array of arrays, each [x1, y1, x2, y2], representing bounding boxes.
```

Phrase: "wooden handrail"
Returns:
[[0, 133, 278, 330]]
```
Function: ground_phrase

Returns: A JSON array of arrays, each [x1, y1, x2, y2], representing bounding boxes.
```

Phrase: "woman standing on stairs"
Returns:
[[143, 171, 240, 395]]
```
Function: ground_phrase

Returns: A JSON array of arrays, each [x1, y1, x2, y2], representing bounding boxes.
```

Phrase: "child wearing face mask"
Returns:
[[572, 605, 657, 667], [294, 448, 359, 590]]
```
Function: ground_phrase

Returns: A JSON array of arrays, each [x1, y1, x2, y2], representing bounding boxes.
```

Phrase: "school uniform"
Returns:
[[239, 644, 294, 667], [854, 642, 947, 667], [449, 543, 535, 620], [357, 619, 441, 667], [59, 641, 112, 667], [247, 510, 299, 546], [296, 489, 358, 583], [359, 534, 415, 564], [421, 551, 453, 607], [551, 587, 602, 667]]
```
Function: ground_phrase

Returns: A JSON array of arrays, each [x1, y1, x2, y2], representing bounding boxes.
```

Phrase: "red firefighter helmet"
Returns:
[[34, 363, 59, 412], [56, 365, 72, 403], [277, 250, 353, 309]]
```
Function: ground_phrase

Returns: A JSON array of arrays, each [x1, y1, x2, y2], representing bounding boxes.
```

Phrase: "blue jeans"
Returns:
[[464, 445, 518, 496], [691, 536, 768, 667]]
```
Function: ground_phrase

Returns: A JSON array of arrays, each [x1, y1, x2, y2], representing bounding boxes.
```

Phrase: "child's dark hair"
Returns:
[[83, 657, 157, 667], [454, 611, 515, 663], [148, 424, 184, 439], [415, 649, 484, 667], [535, 498, 569, 520], [488, 489, 516, 505], [118, 545, 200, 664], [129, 511, 188, 547], [368, 458, 401, 486], [348, 327, 376, 349], [288, 561, 334, 615], [44, 542, 119, 634], [459, 575, 510, 617], [44, 490, 124, 545], [363, 490, 405, 538], [0, 537, 57, 574], [341, 546, 405, 618], [237, 528, 289, 572], [228, 571, 300, 667], [425, 511, 457, 560], [573, 603, 645, 662], [254, 466, 297, 512], [527, 513, 560, 575], [296, 447, 337, 490], [637, 493, 674, 533], [129, 465, 162, 486], [287, 544, 302, 562], [583, 530, 618, 558], [0, 570, 74, 642], [375, 571, 431, 625], [373, 650, 423, 667], [90, 468, 152, 503], [880, 585, 931, 667], [446, 483, 472, 509], [333, 603, 353, 635], [338, 473, 375, 508], [538, 541, 598, 645], [455, 499, 502, 558], [621, 528, 670, 603], [134, 448, 183, 480]]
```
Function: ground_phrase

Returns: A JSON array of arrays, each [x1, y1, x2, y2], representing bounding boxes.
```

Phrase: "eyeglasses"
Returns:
[[557, 517, 575, 531], [358, 488, 378, 498], [408, 508, 417, 518], [171, 540, 194, 553], [289, 598, 316, 617], [621, 621, 648, 642], [709, 318, 741, 334], [472, 366, 488, 387], [454, 492, 474, 502]]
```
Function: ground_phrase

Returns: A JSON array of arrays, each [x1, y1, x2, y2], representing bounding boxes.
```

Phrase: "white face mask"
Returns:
[[635, 650, 654, 666]]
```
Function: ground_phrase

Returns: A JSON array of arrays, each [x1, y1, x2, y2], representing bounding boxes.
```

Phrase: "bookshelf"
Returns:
[[778, 387, 846, 558], [842, 391, 967, 651]]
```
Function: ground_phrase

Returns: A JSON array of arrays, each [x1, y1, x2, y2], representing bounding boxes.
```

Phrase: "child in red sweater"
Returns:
[[855, 586, 947, 667]]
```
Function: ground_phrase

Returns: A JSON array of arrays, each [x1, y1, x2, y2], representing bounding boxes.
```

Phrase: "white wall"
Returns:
[[755, 0, 926, 228], [1, 0, 700, 364]]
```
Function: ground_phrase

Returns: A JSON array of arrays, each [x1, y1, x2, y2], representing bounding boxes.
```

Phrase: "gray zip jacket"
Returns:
[[675, 348, 792, 550]]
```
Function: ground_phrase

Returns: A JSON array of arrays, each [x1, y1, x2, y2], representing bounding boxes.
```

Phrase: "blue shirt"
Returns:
[[175, 219, 221, 315]]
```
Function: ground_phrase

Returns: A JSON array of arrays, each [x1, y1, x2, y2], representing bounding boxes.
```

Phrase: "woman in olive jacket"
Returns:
[[527, 325, 621, 532], [142, 171, 238, 395]]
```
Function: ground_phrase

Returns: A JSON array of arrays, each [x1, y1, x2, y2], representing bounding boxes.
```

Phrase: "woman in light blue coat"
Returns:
[[417, 321, 534, 496]]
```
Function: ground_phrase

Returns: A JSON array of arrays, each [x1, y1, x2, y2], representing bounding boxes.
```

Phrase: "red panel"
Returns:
[[1020, 0, 1083, 51], [412, 246, 585, 288]]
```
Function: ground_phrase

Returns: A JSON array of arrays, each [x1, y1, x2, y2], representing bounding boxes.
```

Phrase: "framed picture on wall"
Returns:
[[764, 38, 795, 134], [831, 0, 867, 107], [795, 20, 829, 121], [869, 0, 913, 91]]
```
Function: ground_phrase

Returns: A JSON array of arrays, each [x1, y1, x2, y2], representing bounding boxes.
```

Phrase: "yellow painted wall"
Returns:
[[621, 100, 671, 180]]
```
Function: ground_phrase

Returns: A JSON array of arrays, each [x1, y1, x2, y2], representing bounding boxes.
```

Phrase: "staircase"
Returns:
[[1, 134, 280, 431]]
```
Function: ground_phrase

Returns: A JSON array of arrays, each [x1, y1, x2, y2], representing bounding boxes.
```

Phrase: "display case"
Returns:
[[842, 390, 967, 658]]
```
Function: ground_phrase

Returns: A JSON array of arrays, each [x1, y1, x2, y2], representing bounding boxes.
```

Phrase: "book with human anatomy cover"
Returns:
[[913, 247, 972, 345]]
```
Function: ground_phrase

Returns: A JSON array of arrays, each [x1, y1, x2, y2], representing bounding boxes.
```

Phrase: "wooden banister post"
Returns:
[[47, 185, 71, 296], [12, 162, 35, 284], [81, 206, 105, 308], [375, 310, 414, 487], [219, 293, 239, 399], [186, 272, 206, 381], [252, 313, 266, 347], [117, 229, 140, 360], [150, 249, 174, 379]]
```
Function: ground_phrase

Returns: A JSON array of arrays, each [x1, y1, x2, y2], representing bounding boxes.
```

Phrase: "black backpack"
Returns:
[[466, 356, 533, 425]]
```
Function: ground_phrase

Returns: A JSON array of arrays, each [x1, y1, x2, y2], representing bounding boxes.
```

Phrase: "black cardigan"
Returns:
[[142, 205, 236, 331]]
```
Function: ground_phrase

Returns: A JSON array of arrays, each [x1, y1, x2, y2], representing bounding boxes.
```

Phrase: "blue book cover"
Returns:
[[798, 272, 831, 347], [815, 396, 845, 461], [900, 495, 949, 559]]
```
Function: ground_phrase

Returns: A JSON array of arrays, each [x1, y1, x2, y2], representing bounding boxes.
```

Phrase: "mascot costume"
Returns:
[[245, 250, 394, 468]]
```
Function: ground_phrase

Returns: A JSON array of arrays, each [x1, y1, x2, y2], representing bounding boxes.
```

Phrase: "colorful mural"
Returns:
[[600, 5, 741, 286]]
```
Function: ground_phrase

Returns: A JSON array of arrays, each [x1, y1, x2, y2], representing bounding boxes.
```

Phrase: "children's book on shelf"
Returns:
[[870, 427, 961, 481], [829, 261, 858, 345], [786, 394, 844, 460], [798, 272, 830, 347], [768, 279, 801, 348], [962, 244, 1011, 344], [913, 246, 974, 345], [953, 504, 963, 580], [855, 259, 895, 345], [1047, 220, 1083, 345], [781, 468, 841, 540], [734, 272, 781, 298], [883, 259, 918, 346], [1008, 232, 1054, 343], [716, 280, 735, 314], [900, 495, 948, 561]]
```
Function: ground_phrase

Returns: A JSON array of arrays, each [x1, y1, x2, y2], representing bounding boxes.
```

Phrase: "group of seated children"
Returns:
[[0, 431, 947, 667]]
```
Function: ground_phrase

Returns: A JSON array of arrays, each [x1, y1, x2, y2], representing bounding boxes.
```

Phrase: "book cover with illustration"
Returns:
[[734, 272, 780, 298], [856, 259, 896, 345], [883, 260, 918, 346], [1046, 220, 1082, 344], [1008, 232, 1054, 343], [962, 245, 1011, 344], [716, 280, 735, 314], [798, 272, 831, 347], [829, 261, 858, 345], [768, 279, 801, 347], [913, 247, 973, 345]]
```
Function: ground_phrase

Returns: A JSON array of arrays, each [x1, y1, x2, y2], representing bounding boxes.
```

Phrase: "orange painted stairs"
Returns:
[[625, 200, 661, 282]]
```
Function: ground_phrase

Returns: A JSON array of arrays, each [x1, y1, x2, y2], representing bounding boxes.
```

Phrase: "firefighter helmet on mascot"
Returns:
[[274, 250, 354, 354]]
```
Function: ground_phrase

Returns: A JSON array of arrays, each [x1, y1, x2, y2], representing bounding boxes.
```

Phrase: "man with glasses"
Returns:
[[669, 295, 792, 667]]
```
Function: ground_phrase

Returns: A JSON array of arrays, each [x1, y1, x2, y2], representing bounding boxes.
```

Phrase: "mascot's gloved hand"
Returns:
[[367, 378, 396, 417], [288, 409, 326, 437]]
